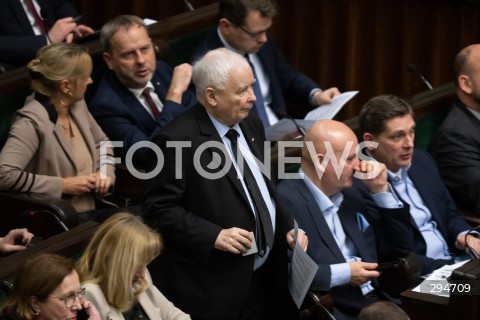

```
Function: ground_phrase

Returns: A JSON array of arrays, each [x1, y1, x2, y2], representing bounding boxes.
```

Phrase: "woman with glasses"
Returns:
[[76, 213, 190, 320], [1, 253, 100, 320]]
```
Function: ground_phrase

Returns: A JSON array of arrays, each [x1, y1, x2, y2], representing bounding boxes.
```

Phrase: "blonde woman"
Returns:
[[76, 213, 190, 320], [0, 43, 115, 216]]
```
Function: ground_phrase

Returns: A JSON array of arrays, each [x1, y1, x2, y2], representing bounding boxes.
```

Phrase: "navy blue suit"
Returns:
[[278, 179, 402, 319], [191, 28, 319, 115], [357, 149, 473, 274], [433, 100, 480, 215], [0, 0, 80, 67], [88, 61, 197, 167]]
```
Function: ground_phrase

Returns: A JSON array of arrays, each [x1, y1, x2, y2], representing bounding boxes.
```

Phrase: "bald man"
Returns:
[[433, 44, 480, 215], [278, 120, 407, 320]]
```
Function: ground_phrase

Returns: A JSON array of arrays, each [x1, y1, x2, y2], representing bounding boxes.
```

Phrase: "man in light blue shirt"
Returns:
[[358, 94, 480, 275], [278, 119, 406, 320]]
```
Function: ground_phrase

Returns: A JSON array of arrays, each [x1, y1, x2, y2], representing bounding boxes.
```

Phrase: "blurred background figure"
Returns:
[[77, 212, 191, 320], [1, 253, 100, 320], [0, 0, 94, 69]]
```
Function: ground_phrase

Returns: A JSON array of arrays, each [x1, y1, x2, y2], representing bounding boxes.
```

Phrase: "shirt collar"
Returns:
[[301, 168, 344, 213], [207, 112, 241, 138], [217, 26, 246, 56], [128, 81, 155, 99]]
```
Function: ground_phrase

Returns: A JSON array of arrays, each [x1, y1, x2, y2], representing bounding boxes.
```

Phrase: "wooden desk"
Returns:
[[0, 221, 98, 284], [401, 289, 448, 320]]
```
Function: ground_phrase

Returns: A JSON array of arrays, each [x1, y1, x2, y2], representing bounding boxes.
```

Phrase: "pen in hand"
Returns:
[[73, 15, 82, 23]]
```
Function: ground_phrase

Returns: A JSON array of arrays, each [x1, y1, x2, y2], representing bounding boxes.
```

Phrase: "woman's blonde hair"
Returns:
[[27, 43, 92, 97], [76, 213, 162, 312]]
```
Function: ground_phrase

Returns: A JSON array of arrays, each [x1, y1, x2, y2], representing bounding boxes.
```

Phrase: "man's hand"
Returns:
[[286, 229, 308, 251], [349, 261, 380, 286], [357, 161, 389, 194], [0, 228, 34, 254], [456, 234, 480, 255], [166, 63, 193, 104], [214, 227, 252, 254], [47, 17, 78, 43], [313, 87, 341, 105]]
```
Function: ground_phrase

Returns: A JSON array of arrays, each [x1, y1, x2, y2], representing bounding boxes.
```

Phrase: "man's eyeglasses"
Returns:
[[49, 288, 85, 308], [230, 21, 268, 39]]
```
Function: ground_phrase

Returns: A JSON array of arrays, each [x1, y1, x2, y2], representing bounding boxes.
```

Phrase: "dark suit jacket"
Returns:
[[142, 105, 292, 319], [191, 28, 319, 115], [88, 61, 197, 168], [0, 0, 79, 67], [432, 100, 480, 215], [357, 149, 473, 274], [278, 179, 400, 319]]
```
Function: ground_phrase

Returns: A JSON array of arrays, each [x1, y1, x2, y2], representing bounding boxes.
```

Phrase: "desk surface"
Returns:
[[0, 221, 98, 283]]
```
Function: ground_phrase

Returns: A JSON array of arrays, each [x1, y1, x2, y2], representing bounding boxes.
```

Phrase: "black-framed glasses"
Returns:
[[49, 288, 85, 308], [230, 21, 268, 39]]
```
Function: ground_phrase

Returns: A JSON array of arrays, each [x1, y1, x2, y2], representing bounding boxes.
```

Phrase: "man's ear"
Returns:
[[205, 87, 217, 107], [219, 18, 232, 34], [103, 52, 114, 70], [314, 153, 326, 171], [458, 74, 473, 94], [363, 133, 377, 152]]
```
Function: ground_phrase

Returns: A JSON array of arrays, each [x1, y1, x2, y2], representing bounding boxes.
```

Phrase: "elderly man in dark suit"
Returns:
[[191, 0, 340, 127], [278, 120, 406, 320], [433, 44, 480, 215], [142, 47, 307, 320], [0, 0, 93, 68], [359, 94, 480, 276], [89, 15, 196, 168]]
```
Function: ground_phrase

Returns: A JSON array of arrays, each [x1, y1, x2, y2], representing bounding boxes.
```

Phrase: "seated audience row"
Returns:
[[1, 213, 190, 320]]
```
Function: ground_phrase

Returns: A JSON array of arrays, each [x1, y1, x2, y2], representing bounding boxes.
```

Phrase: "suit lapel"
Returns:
[[8, 0, 34, 35], [108, 72, 156, 131], [295, 181, 346, 262], [195, 107, 252, 208], [339, 200, 373, 262]]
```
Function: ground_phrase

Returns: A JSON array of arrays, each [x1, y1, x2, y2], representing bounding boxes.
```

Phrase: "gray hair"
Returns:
[[100, 15, 147, 53], [192, 48, 250, 104]]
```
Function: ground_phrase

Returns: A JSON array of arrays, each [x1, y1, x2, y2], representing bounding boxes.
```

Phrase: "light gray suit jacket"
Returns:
[[83, 271, 191, 320], [0, 94, 115, 198]]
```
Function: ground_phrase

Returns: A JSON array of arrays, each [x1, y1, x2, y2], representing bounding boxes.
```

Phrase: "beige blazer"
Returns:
[[82, 271, 191, 320], [0, 94, 115, 199]]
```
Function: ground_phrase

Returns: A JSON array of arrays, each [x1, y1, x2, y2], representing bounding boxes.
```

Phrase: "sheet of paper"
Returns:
[[143, 18, 157, 26], [412, 260, 470, 297], [304, 91, 359, 121], [288, 221, 319, 308], [265, 118, 315, 141], [242, 231, 258, 256]]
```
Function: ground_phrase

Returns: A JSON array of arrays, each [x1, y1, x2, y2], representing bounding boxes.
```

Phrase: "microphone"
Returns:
[[278, 112, 306, 137], [465, 228, 479, 260], [407, 63, 433, 90], [183, 0, 195, 11]]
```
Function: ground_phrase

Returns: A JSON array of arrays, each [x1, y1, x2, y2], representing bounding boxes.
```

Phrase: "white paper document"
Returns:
[[412, 260, 470, 297], [265, 90, 358, 141], [304, 91, 359, 121], [288, 221, 319, 308]]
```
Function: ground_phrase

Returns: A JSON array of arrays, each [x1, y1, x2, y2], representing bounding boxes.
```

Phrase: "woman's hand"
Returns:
[[62, 175, 96, 195], [81, 299, 101, 320], [92, 173, 112, 197]]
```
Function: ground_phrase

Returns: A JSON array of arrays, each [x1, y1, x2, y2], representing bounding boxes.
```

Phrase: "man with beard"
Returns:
[[432, 44, 480, 216], [89, 15, 196, 168]]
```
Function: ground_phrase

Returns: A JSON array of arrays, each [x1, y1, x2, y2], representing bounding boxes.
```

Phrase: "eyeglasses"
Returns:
[[49, 288, 85, 308], [230, 21, 268, 39]]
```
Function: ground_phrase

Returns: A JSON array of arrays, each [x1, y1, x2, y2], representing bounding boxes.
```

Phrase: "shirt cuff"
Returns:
[[371, 183, 403, 208], [330, 262, 351, 288], [309, 88, 323, 106]]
